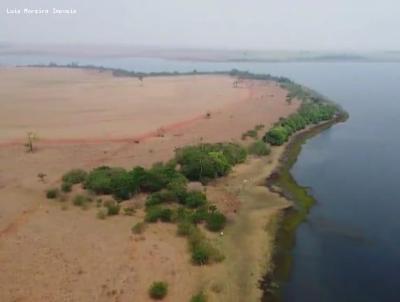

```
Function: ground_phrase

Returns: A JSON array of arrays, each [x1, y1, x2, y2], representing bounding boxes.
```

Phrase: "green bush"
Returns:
[[264, 126, 289, 146], [62, 169, 87, 184], [130, 166, 165, 193], [174, 207, 192, 222], [83, 166, 139, 200], [46, 188, 59, 199], [175, 143, 247, 182], [132, 162, 187, 193], [192, 244, 210, 265], [145, 190, 177, 208], [248, 140, 271, 156], [145, 206, 173, 223], [213, 143, 247, 165], [191, 292, 207, 302], [166, 181, 188, 202], [84, 166, 124, 195], [183, 191, 207, 208], [145, 206, 163, 222], [110, 171, 136, 201], [263, 101, 338, 146], [149, 281, 168, 300], [159, 208, 173, 222], [61, 182, 72, 193], [132, 222, 146, 234], [206, 212, 227, 232], [191, 207, 209, 223]]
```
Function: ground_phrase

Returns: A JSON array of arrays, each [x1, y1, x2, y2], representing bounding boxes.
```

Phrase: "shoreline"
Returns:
[[201, 113, 347, 301], [261, 112, 348, 301], [204, 144, 290, 301]]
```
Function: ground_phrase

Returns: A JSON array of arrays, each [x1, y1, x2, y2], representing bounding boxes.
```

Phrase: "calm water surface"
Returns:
[[2, 55, 399, 301]]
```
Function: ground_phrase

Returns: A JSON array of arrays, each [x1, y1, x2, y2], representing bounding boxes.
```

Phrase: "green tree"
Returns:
[[264, 126, 289, 146]]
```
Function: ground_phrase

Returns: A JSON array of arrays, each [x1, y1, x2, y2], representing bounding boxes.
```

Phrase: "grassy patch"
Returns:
[[62, 169, 87, 184], [73, 194, 90, 207], [248, 140, 271, 156]]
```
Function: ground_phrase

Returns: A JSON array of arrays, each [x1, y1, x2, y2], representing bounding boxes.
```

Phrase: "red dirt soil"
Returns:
[[0, 68, 299, 302]]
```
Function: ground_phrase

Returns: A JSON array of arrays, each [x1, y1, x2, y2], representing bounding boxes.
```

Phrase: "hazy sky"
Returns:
[[1, 0, 399, 50]]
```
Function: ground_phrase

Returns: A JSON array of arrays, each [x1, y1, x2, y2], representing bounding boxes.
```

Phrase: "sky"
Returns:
[[1, 0, 399, 50]]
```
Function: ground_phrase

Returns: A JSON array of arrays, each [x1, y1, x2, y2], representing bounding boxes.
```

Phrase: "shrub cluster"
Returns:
[[206, 211, 227, 232], [175, 143, 246, 182], [52, 143, 233, 267], [145, 188, 207, 208], [264, 102, 338, 146], [83, 162, 187, 201], [145, 188, 226, 233], [149, 281, 168, 300], [145, 206, 173, 223], [59, 169, 88, 194]]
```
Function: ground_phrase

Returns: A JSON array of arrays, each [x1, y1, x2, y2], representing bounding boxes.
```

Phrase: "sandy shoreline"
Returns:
[[0, 68, 299, 301]]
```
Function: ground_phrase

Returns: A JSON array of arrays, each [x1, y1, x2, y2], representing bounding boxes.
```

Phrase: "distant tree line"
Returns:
[[26, 62, 293, 83], [264, 101, 342, 146]]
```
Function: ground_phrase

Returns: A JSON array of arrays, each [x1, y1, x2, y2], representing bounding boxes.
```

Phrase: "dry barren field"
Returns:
[[0, 68, 298, 302]]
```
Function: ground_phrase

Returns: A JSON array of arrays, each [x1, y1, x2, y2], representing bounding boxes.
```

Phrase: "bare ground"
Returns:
[[0, 68, 298, 302]]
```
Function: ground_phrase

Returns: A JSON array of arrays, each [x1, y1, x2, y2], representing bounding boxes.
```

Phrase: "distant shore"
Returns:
[[2, 44, 400, 63]]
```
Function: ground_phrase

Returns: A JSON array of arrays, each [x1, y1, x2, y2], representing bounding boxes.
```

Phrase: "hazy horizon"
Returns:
[[1, 0, 400, 51]]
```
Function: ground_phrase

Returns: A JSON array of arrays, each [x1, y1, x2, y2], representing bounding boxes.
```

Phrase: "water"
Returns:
[[2, 54, 399, 301], [283, 64, 400, 302]]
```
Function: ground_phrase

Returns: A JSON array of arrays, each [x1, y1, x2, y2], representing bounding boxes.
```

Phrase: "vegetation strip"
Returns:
[[261, 112, 348, 302], [25, 63, 295, 84]]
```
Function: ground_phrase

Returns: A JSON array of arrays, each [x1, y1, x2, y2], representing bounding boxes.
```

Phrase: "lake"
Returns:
[[2, 54, 399, 301]]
